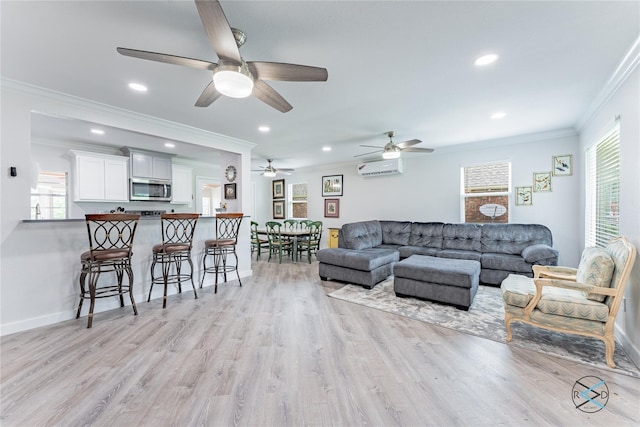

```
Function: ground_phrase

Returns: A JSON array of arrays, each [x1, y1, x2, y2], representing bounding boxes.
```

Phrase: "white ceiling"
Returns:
[[2, 1, 639, 172]]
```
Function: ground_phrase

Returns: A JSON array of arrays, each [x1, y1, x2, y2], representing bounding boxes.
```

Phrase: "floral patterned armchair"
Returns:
[[501, 237, 636, 368]]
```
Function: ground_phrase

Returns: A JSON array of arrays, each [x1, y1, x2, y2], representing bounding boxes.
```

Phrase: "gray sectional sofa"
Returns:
[[317, 220, 558, 289]]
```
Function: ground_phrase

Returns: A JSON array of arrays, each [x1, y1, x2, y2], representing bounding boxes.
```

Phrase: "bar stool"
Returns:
[[77, 213, 140, 328], [149, 213, 200, 308], [200, 213, 244, 293]]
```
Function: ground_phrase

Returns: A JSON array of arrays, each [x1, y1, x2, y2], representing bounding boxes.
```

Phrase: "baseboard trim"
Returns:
[[616, 324, 640, 369]]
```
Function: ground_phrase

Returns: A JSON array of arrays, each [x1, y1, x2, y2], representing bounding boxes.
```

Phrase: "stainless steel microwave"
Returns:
[[130, 179, 172, 201]]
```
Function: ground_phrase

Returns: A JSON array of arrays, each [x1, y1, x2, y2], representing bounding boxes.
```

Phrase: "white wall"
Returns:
[[0, 80, 255, 335], [578, 65, 640, 366], [254, 130, 581, 266]]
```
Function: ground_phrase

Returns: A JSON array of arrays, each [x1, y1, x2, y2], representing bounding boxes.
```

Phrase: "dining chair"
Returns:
[[283, 219, 298, 231], [297, 221, 322, 263], [265, 221, 292, 263], [200, 213, 244, 293], [149, 213, 199, 308], [251, 220, 269, 260], [77, 213, 140, 328]]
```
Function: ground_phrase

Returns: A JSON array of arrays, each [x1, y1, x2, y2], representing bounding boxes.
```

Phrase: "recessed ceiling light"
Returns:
[[90, 129, 105, 135], [128, 82, 148, 92], [490, 111, 507, 119], [474, 53, 499, 67], [322, 146, 332, 152], [258, 126, 270, 133], [164, 142, 175, 148]]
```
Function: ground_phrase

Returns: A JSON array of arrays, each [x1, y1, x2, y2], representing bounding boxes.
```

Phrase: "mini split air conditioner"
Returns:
[[357, 158, 403, 177]]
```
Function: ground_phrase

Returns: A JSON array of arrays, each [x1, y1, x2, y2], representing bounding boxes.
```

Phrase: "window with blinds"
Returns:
[[288, 182, 308, 219], [585, 123, 620, 247], [461, 161, 511, 223]]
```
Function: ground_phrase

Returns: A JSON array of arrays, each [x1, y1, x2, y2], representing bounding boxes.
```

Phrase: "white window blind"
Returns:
[[585, 123, 620, 247], [288, 182, 308, 219]]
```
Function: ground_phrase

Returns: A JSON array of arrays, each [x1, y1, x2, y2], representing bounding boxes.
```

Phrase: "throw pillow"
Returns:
[[521, 244, 559, 263], [576, 247, 615, 302]]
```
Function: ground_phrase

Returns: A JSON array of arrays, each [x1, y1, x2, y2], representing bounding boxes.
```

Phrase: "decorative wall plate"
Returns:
[[225, 165, 237, 182]]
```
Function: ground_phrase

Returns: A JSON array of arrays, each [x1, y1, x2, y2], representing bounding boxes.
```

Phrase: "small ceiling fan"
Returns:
[[117, 0, 328, 112], [355, 131, 434, 159], [252, 159, 294, 177]]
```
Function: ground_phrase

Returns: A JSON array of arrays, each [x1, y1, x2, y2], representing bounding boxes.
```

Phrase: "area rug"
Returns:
[[328, 279, 640, 378]]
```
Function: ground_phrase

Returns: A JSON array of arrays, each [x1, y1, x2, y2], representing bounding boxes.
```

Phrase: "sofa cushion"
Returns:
[[316, 247, 398, 271], [380, 221, 412, 245], [398, 245, 439, 259], [481, 223, 553, 255], [437, 249, 482, 262], [481, 253, 532, 273], [442, 223, 481, 252], [521, 244, 559, 263], [576, 247, 615, 302], [339, 220, 382, 250], [408, 222, 444, 248]]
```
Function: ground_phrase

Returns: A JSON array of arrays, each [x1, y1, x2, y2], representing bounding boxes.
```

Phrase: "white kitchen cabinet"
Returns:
[[71, 151, 129, 202], [125, 149, 173, 180], [171, 164, 193, 204]]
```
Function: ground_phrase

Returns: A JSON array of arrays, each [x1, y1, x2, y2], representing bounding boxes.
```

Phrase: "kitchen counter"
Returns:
[[22, 215, 233, 223]]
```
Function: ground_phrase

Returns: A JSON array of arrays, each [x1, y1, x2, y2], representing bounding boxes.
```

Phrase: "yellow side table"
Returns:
[[328, 228, 340, 248]]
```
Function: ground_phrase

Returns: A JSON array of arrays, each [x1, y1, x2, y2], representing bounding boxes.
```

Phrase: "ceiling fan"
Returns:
[[117, 0, 328, 112], [355, 131, 434, 159], [252, 159, 295, 177]]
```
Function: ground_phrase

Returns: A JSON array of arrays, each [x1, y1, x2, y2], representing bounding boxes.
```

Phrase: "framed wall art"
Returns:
[[273, 200, 285, 219], [322, 174, 343, 197], [224, 183, 237, 200], [272, 179, 285, 199], [324, 198, 340, 218], [515, 186, 533, 206], [533, 172, 552, 192], [552, 154, 572, 176]]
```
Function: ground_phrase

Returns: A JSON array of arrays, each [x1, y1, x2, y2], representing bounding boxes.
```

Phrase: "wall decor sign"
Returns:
[[272, 179, 285, 199], [324, 198, 340, 218], [552, 154, 572, 176], [272, 200, 285, 219], [224, 183, 237, 200], [322, 174, 343, 197], [515, 186, 533, 206], [533, 172, 552, 192]]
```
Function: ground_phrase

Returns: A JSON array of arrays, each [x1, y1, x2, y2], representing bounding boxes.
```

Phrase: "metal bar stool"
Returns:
[[149, 213, 200, 308], [77, 213, 140, 328], [200, 213, 244, 293]]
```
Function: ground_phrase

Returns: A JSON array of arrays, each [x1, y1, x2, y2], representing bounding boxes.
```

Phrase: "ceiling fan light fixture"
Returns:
[[213, 61, 254, 98], [382, 150, 401, 160], [263, 170, 277, 178]]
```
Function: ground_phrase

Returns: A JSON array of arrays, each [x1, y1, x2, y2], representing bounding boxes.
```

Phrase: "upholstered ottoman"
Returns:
[[393, 255, 481, 310], [317, 248, 399, 289]]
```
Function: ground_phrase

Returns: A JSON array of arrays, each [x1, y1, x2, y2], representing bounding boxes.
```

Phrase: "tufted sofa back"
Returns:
[[380, 221, 412, 245], [481, 223, 552, 255], [442, 223, 482, 251], [408, 222, 445, 248], [339, 220, 382, 250]]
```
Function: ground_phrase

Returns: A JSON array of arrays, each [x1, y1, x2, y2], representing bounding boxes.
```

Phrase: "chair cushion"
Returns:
[[501, 274, 609, 322], [576, 247, 615, 302], [81, 249, 130, 262], [205, 238, 236, 248], [153, 243, 190, 254]]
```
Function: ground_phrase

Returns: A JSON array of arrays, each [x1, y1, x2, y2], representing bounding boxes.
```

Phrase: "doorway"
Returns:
[[196, 176, 222, 216]]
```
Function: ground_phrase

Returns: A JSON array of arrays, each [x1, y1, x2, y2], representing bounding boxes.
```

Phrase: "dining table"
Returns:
[[256, 228, 310, 261]]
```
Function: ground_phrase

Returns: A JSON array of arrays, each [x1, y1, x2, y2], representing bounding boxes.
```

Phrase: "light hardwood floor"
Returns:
[[1, 259, 639, 426]]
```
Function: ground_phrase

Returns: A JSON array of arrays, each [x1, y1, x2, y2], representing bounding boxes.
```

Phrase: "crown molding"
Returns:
[[576, 35, 640, 131], [1, 78, 256, 151]]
